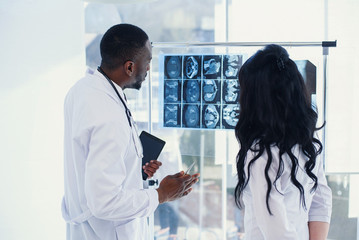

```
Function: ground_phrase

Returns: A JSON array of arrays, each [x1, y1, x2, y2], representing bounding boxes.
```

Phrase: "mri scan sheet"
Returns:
[[160, 54, 243, 130]]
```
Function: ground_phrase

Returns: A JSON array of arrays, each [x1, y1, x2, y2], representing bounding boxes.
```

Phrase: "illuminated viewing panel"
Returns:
[[161, 54, 243, 129]]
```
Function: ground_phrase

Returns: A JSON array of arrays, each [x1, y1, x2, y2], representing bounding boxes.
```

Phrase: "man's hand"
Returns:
[[156, 171, 200, 203], [143, 160, 162, 179]]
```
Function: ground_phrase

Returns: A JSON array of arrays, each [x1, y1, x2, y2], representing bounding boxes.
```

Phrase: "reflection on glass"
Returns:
[[326, 174, 358, 240], [177, 177, 223, 239], [294, 60, 316, 98]]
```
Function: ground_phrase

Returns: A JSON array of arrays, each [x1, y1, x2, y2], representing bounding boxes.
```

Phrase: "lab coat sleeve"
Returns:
[[308, 155, 332, 223], [247, 151, 300, 240], [79, 93, 159, 222]]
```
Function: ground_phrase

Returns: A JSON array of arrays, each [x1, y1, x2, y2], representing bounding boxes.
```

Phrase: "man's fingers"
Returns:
[[145, 162, 160, 169], [184, 176, 199, 189], [145, 172, 153, 178], [149, 160, 162, 167], [142, 160, 161, 172], [143, 161, 161, 176], [181, 172, 199, 184], [145, 165, 159, 172], [144, 169, 154, 176], [172, 171, 185, 178], [181, 175, 193, 185], [182, 188, 192, 196], [185, 179, 197, 189], [191, 173, 200, 178]]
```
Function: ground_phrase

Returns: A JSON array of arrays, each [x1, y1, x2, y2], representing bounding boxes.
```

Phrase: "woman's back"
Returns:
[[242, 145, 331, 240], [234, 44, 332, 240]]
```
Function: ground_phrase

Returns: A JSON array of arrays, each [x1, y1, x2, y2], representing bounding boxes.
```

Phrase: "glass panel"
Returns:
[[151, 44, 324, 240], [326, 173, 359, 240], [153, 47, 229, 240]]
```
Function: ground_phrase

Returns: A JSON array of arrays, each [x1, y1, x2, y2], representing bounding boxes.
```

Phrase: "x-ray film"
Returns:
[[222, 104, 240, 129], [203, 79, 220, 104], [183, 104, 200, 128], [223, 55, 242, 79], [164, 80, 181, 103], [183, 80, 201, 103], [184, 56, 202, 79], [164, 104, 181, 127], [164, 56, 182, 79], [160, 54, 243, 130], [203, 55, 222, 79], [223, 79, 240, 104], [202, 104, 220, 129]]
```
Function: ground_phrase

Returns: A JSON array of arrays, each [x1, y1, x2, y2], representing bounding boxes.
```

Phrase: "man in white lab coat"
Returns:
[[62, 24, 199, 240]]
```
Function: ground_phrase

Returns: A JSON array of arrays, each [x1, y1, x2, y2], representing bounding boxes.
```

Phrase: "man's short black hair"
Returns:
[[100, 23, 149, 70]]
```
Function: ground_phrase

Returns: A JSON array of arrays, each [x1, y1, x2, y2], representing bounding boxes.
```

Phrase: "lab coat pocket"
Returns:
[[115, 219, 142, 240]]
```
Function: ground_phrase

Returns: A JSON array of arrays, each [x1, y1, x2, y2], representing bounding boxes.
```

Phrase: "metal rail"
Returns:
[[151, 41, 337, 48]]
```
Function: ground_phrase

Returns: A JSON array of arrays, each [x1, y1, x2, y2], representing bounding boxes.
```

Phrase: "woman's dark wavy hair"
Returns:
[[234, 44, 323, 215]]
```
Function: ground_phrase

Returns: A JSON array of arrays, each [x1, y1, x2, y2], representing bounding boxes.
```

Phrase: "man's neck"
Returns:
[[99, 65, 125, 89]]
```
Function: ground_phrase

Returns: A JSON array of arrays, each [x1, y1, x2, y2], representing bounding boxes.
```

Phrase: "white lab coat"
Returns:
[[62, 68, 159, 240], [242, 144, 332, 240]]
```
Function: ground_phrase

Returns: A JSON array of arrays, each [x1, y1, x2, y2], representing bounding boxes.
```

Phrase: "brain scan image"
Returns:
[[164, 80, 181, 103], [183, 80, 200, 103], [223, 55, 242, 79], [164, 104, 181, 127], [203, 79, 220, 103], [203, 104, 220, 128], [162, 54, 244, 130], [183, 104, 200, 128], [165, 56, 182, 79], [222, 104, 240, 129], [203, 55, 222, 79], [226, 66, 238, 78], [184, 56, 201, 79], [223, 79, 240, 103]]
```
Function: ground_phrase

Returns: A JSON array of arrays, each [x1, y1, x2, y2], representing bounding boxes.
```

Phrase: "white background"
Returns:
[[1, 0, 358, 239]]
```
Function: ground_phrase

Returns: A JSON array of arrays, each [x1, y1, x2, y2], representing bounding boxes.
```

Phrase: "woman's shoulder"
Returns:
[[245, 144, 301, 173]]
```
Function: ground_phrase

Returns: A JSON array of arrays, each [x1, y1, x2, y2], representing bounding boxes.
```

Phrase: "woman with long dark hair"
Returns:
[[234, 44, 332, 240]]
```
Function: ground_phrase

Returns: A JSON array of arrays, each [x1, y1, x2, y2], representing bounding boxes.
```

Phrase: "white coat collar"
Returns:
[[86, 67, 129, 107]]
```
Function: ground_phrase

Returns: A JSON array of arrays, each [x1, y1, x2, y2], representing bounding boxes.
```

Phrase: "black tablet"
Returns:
[[139, 131, 166, 180]]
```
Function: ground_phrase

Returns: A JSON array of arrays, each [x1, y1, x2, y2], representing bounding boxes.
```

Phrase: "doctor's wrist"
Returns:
[[156, 188, 166, 204]]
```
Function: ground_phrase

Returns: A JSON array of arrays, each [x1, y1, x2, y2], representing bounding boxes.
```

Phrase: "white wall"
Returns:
[[0, 1, 85, 239], [325, 0, 359, 173]]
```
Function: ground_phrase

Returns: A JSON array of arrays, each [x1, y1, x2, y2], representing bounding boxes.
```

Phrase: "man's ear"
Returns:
[[124, 61, 134, 76]]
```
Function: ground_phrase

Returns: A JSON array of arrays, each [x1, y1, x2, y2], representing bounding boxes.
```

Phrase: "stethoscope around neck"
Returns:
[[97, 66, 133, 127]]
